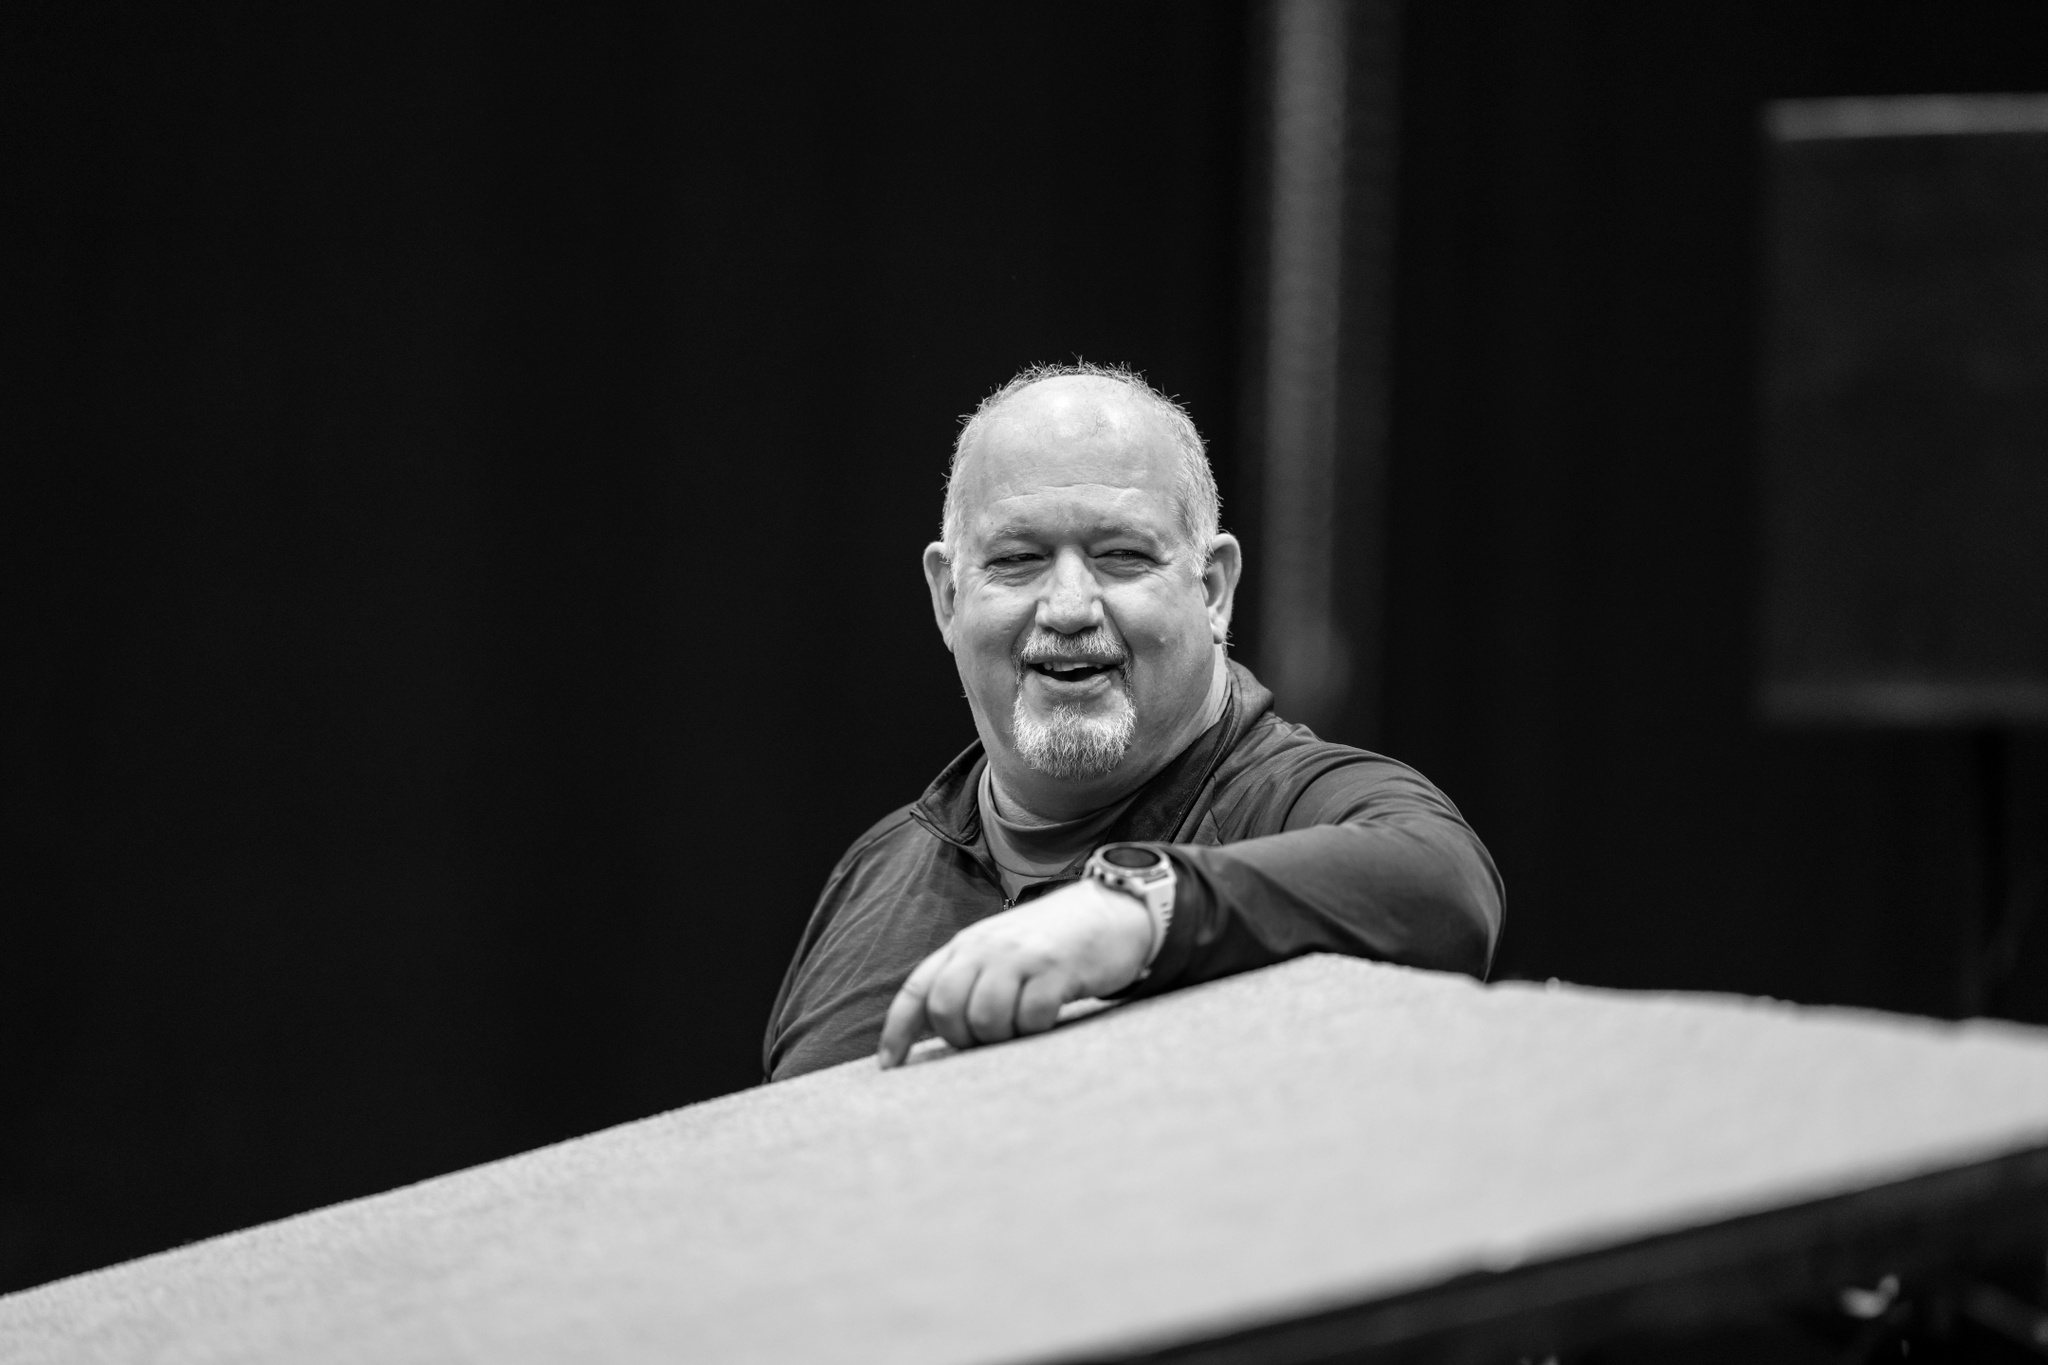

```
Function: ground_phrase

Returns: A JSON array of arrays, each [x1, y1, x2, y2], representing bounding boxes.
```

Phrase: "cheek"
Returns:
[[1118, 595, 1211, 670], [953, 593, 1027, 662]]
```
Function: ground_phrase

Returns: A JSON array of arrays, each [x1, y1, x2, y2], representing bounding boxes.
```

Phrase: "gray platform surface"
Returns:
[[9, 955, 2048, 1364]]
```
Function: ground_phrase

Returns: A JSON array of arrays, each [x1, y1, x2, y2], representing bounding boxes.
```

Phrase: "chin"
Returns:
[[1010, 691, 1137, 781]]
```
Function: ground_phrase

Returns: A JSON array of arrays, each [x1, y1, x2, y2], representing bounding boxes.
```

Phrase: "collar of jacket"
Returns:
[[909, 659, 1275, 855]]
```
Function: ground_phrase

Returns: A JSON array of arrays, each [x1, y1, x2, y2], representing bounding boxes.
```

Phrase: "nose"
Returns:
[[1036, 546, 1104, 635]]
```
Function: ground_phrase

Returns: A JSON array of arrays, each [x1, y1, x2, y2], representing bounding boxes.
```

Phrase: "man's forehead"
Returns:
[[957, 379, 1179, 507]]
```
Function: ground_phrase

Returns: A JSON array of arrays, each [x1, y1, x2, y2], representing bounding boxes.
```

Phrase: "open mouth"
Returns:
[[1027, 659, 1120, 684]]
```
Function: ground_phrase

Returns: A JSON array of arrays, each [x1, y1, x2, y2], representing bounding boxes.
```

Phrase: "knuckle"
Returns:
[[935, 1016, 973, 1048]]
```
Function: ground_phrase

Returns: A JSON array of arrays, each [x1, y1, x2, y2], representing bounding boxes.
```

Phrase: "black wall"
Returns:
[[1384, 0, 2048, 1015], [4, 4, 1246, 1290], [7, 0, 2048, 1298]]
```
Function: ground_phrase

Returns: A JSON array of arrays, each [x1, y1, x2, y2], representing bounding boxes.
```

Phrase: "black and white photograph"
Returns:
[[6, 2, 2048, 1361]]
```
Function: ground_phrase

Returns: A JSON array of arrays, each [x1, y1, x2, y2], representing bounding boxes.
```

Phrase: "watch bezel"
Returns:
[[1094, 841, 1170, 876]]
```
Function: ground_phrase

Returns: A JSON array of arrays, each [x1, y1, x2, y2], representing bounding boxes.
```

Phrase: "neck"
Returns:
[[989, 647, 1230, 824]]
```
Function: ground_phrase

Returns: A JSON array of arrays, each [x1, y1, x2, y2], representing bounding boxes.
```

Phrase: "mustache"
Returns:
[[1014, 626, 1129, 669]]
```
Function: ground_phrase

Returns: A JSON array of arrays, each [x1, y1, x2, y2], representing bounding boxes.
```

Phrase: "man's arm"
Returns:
[[877, 756, 1502, 1067], [1141, 758, 1502, 995]]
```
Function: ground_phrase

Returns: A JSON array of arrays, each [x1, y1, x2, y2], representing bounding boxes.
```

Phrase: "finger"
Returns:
[[1015, 970, 1069, 1036], [877, 947, 949, 1068], [876, 987, 928, 1070], [964, 964, 1025, 1044], [923, 954, 983, 1052]]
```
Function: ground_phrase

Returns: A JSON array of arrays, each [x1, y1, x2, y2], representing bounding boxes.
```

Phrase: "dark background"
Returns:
[[5, 0, 2046, 1294]]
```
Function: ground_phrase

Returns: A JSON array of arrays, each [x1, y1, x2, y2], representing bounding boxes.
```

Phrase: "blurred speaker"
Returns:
[[1760, 95, 2048, 727]]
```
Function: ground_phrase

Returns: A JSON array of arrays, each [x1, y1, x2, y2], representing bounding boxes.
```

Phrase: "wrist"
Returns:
[[1083, 842, 1177, 975], [1085, 877, 1154, 959]]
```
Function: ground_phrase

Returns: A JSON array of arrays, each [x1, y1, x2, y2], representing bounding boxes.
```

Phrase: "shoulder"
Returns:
[[808, 804, 940, 906], [811, 800, 976, 924], [838, 803, 923, 867], [1211, 665, 1400, 794], [1219, 710, 1372, 785], [1213, 712, 1462, 830]]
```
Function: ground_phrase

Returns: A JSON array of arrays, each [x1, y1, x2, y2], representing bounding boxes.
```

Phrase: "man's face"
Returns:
[[923, 378, 1239, 812]]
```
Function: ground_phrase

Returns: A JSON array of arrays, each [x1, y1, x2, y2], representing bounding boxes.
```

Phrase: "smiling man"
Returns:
[[763, 364, 1503, 1079]]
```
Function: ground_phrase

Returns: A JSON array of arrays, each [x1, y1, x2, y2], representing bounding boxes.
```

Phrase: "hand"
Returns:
[[877, 877, 1154, 1067]]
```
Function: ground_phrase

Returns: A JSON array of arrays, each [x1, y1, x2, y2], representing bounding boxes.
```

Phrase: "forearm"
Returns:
[[1140, 817, 1502, 992]]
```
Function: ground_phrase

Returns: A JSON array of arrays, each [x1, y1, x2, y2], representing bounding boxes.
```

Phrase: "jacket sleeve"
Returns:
[[1133, 757, 1503, 994]]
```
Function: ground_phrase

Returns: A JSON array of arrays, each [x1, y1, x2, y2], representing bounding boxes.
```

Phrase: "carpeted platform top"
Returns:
[[9, 955, 2048, 1364]]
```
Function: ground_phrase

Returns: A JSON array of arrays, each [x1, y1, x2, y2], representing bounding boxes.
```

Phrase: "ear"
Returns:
[[922, 541, 958, 648], [1200, 534, 1242, 645]]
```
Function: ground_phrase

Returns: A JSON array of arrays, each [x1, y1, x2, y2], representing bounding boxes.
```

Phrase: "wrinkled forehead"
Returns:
[[954, 385, 1181, 537]]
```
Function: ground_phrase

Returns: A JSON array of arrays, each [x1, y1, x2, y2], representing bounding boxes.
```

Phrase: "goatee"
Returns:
[[1012, 691, 1136, 778], [1011, 627, 1136, 779]]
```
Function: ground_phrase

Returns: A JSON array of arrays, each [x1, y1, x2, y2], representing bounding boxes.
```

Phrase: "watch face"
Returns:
[[1101, 844, 1164, 870]]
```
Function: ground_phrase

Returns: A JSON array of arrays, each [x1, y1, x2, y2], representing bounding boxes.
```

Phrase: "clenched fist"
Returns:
[[877, 877, 1154, 1067]]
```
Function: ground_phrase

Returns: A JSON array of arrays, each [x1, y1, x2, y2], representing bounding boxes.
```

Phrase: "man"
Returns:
[[764, 363, 1502, 1080]]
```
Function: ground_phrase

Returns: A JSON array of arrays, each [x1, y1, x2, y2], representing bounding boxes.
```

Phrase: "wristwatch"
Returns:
[[1084, 842, 1177, 972]]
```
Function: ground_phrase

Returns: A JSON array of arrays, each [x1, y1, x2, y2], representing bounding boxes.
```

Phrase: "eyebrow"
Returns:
[[981, 522, 1169, 547]]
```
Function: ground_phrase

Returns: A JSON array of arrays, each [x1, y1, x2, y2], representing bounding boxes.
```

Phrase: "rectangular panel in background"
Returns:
[[1760, 94, 2048, 727], [1250, 0, 1402, 746]]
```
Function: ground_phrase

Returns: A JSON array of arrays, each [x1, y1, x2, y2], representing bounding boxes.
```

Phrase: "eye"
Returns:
[[988, 552, 1042, 568]]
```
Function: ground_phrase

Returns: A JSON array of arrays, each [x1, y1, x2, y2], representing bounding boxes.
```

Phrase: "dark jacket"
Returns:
[[763, 662, 1503, 1079]]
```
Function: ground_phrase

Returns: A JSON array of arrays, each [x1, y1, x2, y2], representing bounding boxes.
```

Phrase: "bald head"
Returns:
[[940, 364, 1220, 568]]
